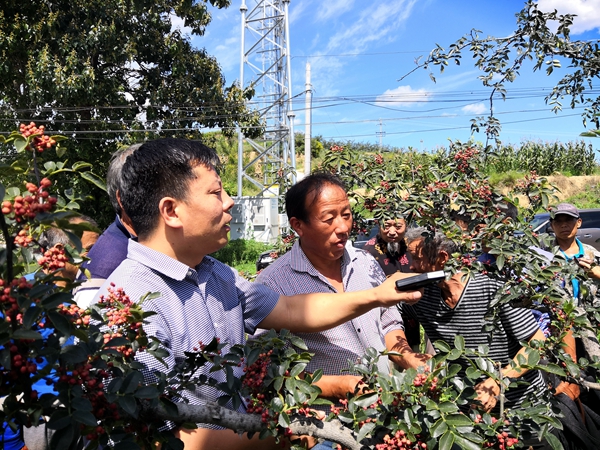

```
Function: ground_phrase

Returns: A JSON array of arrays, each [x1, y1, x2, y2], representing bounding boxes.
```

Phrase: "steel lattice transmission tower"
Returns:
[[237, 0, 296, 198]]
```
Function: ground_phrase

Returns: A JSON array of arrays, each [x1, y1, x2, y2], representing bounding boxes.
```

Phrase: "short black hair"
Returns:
[[285, 172, 347, 222], [119, 138, 221, 238]]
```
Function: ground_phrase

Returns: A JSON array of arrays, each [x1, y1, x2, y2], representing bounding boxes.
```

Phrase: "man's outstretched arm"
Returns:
[[258, 273, 422, 333]]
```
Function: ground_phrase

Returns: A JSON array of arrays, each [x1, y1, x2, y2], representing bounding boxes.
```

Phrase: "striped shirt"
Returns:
[[401, 273, 546, 408], [256, 240, 404, 376], [93, 239, 280, 428]]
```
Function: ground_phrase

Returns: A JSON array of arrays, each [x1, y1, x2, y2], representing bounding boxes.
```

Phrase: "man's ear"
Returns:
[[436, 250, 449, 270], [158, 197, 183, 229], [577, 218, 582, 229], [289, 217, 303, 237]]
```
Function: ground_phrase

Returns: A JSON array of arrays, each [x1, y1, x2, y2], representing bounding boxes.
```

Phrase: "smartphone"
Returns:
[[395, 271, 446, 291]]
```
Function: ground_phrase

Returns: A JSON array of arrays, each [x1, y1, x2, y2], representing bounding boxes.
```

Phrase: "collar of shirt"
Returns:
[[126, 239, 213, 285], [115, 214, 133, 239], [289, 240, 357, 285], [555, 238, 585, 261]]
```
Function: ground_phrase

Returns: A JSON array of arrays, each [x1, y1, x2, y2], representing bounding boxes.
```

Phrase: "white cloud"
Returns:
[[324, 0, 417, 54], [289, 0, 313, 24], [536, 0, 600, 34], [375, 86, 431, 107], [315, 0, 355, 22], [306, 0, 418, 97], [462, 103, 488, 115], [213, 35, 241, 74], [170, 13, 193, 36]]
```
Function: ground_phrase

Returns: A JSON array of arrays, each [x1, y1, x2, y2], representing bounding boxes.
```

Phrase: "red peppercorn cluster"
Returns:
[[0, 277, 32, 320], [57, 303, 90, 327], [375, 430, 428, 450], [37, 246, 68, 272], [19, 122, 57, 153], [453, 146, 479, 172], [14, 228, 33, 247], [55, 362, 116, 441], [243, 350, 274, 423], [2, 178, 56, 224], [97, 284, 147, 359]]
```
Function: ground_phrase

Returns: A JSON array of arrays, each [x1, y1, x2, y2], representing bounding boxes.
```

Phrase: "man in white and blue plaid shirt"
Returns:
[[256, 173, 429, 405]]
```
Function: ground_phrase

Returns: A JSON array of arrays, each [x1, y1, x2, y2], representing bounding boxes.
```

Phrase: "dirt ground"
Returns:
[[499, 174, 600, 206], [545, 174, 600, 200]]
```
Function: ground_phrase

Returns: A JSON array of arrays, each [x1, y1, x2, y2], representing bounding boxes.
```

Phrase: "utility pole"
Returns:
[[304, 62, 312, 177], [376, 119, 386, 150]]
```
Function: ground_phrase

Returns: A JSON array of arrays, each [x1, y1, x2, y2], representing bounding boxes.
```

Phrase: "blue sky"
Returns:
[[184, 0, 600, 151]]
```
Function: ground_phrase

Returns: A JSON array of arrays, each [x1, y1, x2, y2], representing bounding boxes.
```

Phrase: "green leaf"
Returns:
[[72, 161, 93, 171], [71, 397, 93, 411], [80, 171, 107, 191], [13, 329, 43, 340], [454, 433, 484, 450], [446, 363, 462, 378], [447, 348, 462, 360], [44, 161, 57, 172], [134, 386, 160, 399], [438, 401, 458, 414], [454, 335, 465, 351], [542, 363, 566, 376], [73, 411, 99, 427], [47, 310, 73, 337], [289, 336, 308, 350], [496, 254, 505, 271], [47, 410, 74, 430], [289, 363, 306, 378], [285, 376, 297, 393], [431, 418, 448, 438], [22, 305, 42, 328], [443, 413, 472, 427], [465, 366, 482, 379], [439, 430, 455, 450], [278, 411, 290, 428], [544, 430, 563, 450], [61, 344, 89, 364], [14, 136, 27, 153], [435, 340, 451, 353], [120, 371, 143, 394], [357, 421, 376, 443], [42, 292, 73, 309], [49, 423, 76, 449], [118, 395, 138, 417], [353, 392, 379, 409], [6, 186, 20, 198]]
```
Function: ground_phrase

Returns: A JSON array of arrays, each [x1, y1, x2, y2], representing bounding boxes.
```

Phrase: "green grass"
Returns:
[[487, 169, 526, 188], [563, 183, 600, 209], [211, 238, 271, 277]]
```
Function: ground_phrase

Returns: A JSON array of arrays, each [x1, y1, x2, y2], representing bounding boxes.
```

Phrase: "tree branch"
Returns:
[[148, 401, 363, 450]]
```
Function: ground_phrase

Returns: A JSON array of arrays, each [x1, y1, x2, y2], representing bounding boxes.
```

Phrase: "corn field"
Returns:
[[486, 140, 598, 175]]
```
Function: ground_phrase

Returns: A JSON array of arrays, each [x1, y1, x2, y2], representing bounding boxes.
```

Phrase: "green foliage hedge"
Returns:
[[210, 238, 271, 266]]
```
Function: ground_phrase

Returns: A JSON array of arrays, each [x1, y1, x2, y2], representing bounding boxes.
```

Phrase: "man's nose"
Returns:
[[223, 190, 234, 212], [336, 218, 350, 234]]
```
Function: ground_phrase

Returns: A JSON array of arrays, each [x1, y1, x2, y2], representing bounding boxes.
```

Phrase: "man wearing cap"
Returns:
[[549, 203, 600, 294]]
